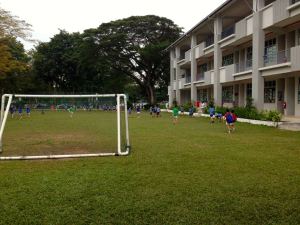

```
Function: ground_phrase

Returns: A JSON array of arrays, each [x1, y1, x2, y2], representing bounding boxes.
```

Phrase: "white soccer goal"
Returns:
[[0, 94, 130, 160]]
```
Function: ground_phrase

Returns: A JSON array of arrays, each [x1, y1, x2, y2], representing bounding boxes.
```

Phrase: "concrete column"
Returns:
[[253, 0, 264, 12], [169, 50, 175, 107], [175, 47, 181, 105], [214, 17, 222, 106], [285, 77, 295, 116], [191, 35, 197, 104], [252, 9, 265, 110], [239, 83, 245, 107]]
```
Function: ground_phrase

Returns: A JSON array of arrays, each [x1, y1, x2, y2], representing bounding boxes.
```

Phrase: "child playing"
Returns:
[[156, 106, 161, 117], [18, 105, 23, 119], [209, 105, 215, 123], [172, 105, 179, 124], [68, 106, 75, 118], [26, 105, 31, 117], [9, 105, 15, 118], [224, 109, 234, 133], [231, 109, 237, 131]]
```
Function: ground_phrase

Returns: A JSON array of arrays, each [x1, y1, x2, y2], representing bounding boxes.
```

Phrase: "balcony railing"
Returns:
[[263, 49, 291, 67], [205, 36, 214, 47], [221, 26, 235, 40], [196, 72, 205, 81], [291, 0, 300, 5], [185, 75, 191, 84], [235, 59, 252, 73]]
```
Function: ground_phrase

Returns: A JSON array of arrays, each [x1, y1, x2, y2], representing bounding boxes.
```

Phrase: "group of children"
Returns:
[[9, 105, 31, 119], [209, 106, 237, 133], [149, 106, 161, 117], [172, 104, 237, 133]]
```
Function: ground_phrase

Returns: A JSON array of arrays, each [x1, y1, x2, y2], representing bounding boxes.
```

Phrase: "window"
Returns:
[[264, 81, 276, 103], [222, 86, 233, 103], [196, 64, 207, 81], [246, 83, 252, 98], [222, 54, 234, 66], [264, 38, 277, 65], [298, 78, 300, 104], [246, 47, 253, 69], [198, 89, 208, 102]]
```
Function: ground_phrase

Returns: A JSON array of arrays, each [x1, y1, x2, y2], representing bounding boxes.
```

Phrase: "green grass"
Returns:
[[0, 111, 299, 225]]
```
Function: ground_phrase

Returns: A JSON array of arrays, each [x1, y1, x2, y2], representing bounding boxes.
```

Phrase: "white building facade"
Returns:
[[168, 0, 300, 116]]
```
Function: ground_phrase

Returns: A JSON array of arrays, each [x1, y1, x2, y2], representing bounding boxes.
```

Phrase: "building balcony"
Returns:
[[194, 42, 205, 59], [185, 75, 191, 84], [218, 15, 253, 48], [221, 26, 235, 40], [179, 78, 186, 89], [205, 36, 214, 48], [260, 49, 292, 77], [185, 50, 191, 61], [205, 71, 214, 85], [262, 0, 300, 30], [195, 72, 205, 82], [235, 59, 252, 73], [263, 49, 291, 67], [291, 45, 300, 71], [220, 64, 234, 84]]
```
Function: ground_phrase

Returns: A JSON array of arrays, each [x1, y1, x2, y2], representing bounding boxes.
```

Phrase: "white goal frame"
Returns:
[[0, 94, 130, 160]]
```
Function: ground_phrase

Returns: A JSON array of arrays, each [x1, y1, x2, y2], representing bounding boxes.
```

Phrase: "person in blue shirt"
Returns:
[[209, 105, 215, 123], [9, 105, 15, 118], [26, 105, 31, 117], [18, 105, 23, 119], [189, 106, 194, 117]]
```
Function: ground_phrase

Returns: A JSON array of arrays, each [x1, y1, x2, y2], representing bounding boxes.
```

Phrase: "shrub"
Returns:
[[264, 110, 282, 122], [182, 102, 193, 112]]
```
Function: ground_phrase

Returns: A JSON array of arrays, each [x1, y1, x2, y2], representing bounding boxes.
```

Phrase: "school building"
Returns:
[[167, 0, 300, 116]]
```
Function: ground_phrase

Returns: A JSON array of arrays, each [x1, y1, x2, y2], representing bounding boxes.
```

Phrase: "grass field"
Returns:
[[0, 111, 299, 225]]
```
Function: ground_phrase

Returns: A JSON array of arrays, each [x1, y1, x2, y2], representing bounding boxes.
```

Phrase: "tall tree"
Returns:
[[0, 6, 35, 93], [87, 15, 182, 104], [0, 7, 33, 41], [33, 30, 130, 93]]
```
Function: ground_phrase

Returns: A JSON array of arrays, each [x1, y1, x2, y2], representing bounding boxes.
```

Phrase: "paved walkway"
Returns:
[[279, 116, 300, 131], [282, 116, 300, 123]]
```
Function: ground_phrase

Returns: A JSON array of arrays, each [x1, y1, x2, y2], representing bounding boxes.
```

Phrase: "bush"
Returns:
[[182, 102, 193, 112], [264, 110, 282, 122]]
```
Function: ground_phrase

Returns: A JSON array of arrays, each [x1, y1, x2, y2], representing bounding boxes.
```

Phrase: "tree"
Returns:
[[0, 6, 35, 93], [87, 15, 182, 104], [0, 7, 33, 41], [33, 30, 130, 93]]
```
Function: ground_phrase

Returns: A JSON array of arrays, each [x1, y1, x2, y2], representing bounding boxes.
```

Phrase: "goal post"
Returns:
[[0, 94, 130, 160]]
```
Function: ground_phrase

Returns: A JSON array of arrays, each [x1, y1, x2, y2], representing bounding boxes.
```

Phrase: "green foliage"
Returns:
[[207, 105, 282, 122], [264, 110, 282, 122], [88, 15, 182, 103], [182, 102, 193, 112]]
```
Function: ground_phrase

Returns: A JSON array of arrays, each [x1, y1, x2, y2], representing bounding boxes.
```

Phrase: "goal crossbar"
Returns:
[[0, 94, 130, 160]]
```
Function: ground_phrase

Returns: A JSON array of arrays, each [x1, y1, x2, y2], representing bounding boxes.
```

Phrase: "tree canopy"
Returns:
[[85, 15, 182, 104]]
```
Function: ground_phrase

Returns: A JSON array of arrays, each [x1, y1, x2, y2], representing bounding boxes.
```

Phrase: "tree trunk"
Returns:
[[146, 85, 156, 105]]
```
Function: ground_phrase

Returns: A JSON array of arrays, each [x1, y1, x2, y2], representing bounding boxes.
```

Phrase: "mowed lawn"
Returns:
[[0, 111, 299, 225]]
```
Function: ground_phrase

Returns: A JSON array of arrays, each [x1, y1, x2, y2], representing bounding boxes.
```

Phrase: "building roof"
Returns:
[[166, 0, 234, 50]]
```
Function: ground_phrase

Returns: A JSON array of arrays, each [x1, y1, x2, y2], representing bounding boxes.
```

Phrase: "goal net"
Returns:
[[0, 94, 130, 160]]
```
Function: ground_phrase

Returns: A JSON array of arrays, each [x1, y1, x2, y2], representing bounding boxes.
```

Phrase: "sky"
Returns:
[[0, 0, 227, 50]]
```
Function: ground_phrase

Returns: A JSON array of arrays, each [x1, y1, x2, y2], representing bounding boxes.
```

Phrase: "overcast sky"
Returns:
[[0, 0, 227, 50]]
